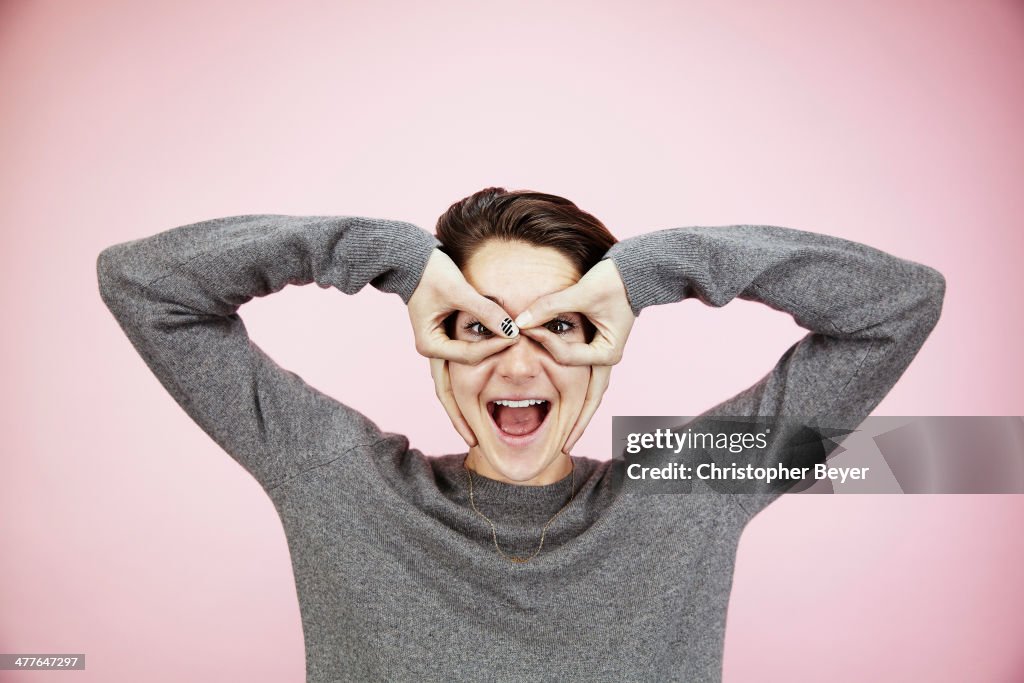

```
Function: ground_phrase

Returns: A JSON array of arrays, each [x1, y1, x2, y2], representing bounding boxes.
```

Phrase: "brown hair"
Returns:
[[435, 187, 617, 272], [435, 187, 617, 340]]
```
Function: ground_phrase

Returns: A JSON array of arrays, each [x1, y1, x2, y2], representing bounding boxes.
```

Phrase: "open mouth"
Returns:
[[487, 398, 551, 438]]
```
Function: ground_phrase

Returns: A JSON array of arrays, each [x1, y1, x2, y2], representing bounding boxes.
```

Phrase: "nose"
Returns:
[[495, 334, 544, 384]]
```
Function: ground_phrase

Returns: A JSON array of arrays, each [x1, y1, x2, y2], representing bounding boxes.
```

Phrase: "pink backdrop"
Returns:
[[2, 1, 1022, 681]]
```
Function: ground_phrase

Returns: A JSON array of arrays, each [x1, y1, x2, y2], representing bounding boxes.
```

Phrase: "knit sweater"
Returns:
[[96, 214, 945, 682]]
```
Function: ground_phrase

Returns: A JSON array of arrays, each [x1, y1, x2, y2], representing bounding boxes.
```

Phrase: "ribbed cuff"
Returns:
[[604, 229, 701, 316], [347, 217, 441, 303]]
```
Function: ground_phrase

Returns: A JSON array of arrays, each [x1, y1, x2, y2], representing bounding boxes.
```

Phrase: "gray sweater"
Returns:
[[96, 215, 945, 682]]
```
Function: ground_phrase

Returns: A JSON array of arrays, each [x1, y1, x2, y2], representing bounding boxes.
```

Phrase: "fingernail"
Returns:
[[500, 317, 519, 338], [514, 311, 533, 329]]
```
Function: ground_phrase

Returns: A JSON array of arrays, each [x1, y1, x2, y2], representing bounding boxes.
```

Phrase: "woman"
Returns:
[[96, 188, 945, 681]]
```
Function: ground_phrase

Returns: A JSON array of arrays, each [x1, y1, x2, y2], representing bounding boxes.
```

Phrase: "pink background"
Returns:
[[2, 1, 1023, 681]]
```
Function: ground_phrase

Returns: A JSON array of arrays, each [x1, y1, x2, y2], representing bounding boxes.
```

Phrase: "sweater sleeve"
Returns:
[[96, 214, 440, 490], [604, 224, 946, 514]]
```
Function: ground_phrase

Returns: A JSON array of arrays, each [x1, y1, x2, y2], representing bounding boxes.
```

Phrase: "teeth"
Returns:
[[493, 399, 548, 408]]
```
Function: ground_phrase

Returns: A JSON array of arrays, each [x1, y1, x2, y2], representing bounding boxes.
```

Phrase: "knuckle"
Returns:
[[534, 300, 555, 318]]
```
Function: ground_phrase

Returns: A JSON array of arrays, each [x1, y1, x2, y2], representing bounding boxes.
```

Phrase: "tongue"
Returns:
[[493, 404, 544, 436]]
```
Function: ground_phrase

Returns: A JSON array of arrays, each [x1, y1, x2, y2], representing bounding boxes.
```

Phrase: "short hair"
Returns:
[[435, 187, 617, 273], [435, 187, 617, 341]]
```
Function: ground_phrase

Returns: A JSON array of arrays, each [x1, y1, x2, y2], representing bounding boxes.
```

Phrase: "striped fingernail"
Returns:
[[500, 317, 519, 338]]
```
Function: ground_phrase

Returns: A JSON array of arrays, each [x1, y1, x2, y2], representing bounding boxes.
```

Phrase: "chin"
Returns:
[[481, 446, 560, 484]]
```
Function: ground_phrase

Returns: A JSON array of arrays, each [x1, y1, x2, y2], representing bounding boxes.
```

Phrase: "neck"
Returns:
[[465, 448, 573, 486]]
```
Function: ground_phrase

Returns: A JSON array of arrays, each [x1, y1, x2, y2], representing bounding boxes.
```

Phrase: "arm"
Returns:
[[96, 214, 439, 490], [604, 224, 946, 511]]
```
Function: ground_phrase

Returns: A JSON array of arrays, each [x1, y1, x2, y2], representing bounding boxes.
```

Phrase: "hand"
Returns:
[[562, 365, 612, 455], [408, 249, 520, 364], [430, 357, 478, 448], [514, 258, 636, 366]]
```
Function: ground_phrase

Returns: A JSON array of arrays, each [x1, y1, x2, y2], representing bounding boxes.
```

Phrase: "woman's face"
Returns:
[[448, 240, 591, 485]]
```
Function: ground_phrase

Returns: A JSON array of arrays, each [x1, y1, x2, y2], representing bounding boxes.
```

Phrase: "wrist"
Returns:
[[604, 229, 703, 315], [362, 220, 440, 303]]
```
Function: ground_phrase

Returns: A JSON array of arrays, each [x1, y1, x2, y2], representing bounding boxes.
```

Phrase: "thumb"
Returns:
[[455, 284, 520, 339], [514, 285, 585, 330]]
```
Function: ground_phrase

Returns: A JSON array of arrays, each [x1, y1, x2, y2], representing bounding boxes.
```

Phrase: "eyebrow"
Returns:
[[478, 294, 584, 320]]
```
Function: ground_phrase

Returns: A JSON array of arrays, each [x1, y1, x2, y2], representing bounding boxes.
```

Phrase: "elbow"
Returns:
[[96, 245, 123, 299], [96, 243, 138, 310], [911, 264, 946, 335]]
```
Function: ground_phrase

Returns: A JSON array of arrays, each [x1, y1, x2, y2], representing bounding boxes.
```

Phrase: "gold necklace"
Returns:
[[463, 455, 577, 563]]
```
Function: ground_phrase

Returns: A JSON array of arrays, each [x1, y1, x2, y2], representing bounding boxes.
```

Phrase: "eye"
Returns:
[[544, 318, 577, 335], [463, 320, 494, 338]]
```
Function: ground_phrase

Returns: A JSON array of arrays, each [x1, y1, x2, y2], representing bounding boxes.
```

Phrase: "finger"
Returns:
[[520, 326, 611, 366], [419, 334, 518, 364], [430, 358, 477, 448], [562, 365, 612, 455], [513, 286, 588, 330], [454, 285, 520, 339]]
